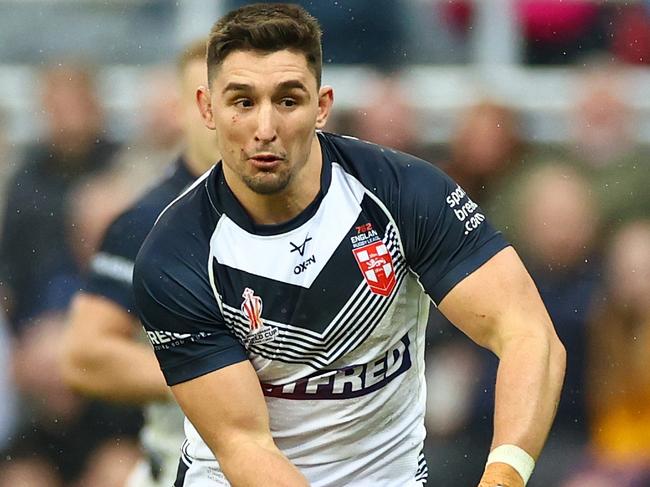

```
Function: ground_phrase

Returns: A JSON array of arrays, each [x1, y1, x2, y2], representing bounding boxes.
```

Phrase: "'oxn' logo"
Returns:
[[240, 287, 277, 345], [352, 241, 396, 297]]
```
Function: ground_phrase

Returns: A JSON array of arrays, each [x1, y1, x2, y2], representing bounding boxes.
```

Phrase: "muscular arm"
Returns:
[[438, 247, 566, 485], [61, 293, 171, 403], [171, 361, 310, 487]]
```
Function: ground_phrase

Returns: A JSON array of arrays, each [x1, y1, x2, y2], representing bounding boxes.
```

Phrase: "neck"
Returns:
[[228, 135, 322, 226]]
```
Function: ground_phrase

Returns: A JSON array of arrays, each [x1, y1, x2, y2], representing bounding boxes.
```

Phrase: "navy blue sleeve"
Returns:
[[397, 159, 510, 304], [133, 206, 247, 386], [84, 208, 155, 313]]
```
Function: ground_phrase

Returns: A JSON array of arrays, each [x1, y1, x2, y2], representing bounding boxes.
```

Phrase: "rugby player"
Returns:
[[133, 4, 566, 486]]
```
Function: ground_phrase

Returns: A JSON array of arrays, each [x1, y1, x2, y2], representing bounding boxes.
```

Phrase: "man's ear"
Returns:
[[315, 86, 334, 129], [197, 86, 216, 130]]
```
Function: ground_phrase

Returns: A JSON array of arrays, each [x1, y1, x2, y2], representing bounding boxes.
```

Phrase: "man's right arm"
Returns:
[[132, 198, 308, 486], [172, 361, 309, 486], [61, 293, 171, 404]]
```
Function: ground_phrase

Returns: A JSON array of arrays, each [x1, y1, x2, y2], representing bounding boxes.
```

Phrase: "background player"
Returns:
[[60, 38, 220, 487]]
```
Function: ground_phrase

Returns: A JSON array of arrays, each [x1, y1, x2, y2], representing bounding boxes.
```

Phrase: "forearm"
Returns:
[[491, 333, 565, 459], [172, 363, 310, 487], [63, 338, 170, 404], [216, 436, 309, 487]]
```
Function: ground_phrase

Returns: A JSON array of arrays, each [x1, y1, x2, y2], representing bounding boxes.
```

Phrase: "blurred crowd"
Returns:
[[0, 1, 650, 486]]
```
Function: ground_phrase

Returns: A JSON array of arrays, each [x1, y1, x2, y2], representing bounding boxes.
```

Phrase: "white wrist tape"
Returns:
[[486, 444, 535, 485]]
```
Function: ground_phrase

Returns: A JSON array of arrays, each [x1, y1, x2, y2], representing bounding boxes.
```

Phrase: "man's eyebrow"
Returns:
[[221, 79, 309, 95], [276, 80, 309, 92], [222, 82, 252, 94]]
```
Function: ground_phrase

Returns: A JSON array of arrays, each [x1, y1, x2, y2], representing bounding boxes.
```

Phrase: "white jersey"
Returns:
[[134, 133, 508, 486]]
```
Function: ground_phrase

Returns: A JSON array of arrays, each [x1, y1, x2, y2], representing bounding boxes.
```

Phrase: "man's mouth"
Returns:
[[249, 153, 284, 170]]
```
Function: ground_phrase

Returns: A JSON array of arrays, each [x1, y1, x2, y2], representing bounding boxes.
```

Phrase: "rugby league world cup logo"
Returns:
[[241, 287, 277, 345]]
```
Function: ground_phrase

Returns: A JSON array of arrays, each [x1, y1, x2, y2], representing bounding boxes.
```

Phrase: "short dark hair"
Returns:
[[207, 3, 323, 87]]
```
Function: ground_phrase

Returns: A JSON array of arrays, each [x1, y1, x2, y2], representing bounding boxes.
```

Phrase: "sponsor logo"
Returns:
[[261, 334, 412, 399], [240, 287, 277, 345], [146, 330, 210, 351], [294, 255, 316, 275], [353, 241, 396, 297], [350, 222, 378, 249], [289, 234, 312, 257], [446, 185, 486, 236]]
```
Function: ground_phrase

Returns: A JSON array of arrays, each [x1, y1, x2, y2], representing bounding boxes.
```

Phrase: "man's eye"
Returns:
[[280, 98, 297, 108], [235, 99, 253, 108]]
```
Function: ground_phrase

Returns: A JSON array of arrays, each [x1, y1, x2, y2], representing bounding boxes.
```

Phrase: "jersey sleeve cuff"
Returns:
[[162, 346, 249, 386], [425, 235, 511, 305]]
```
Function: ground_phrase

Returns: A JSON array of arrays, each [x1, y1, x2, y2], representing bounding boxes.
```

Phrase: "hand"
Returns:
[[477, 462, 524, 487]]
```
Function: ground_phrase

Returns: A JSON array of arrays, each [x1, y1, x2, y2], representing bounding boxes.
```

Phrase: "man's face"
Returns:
[[201, 49, 330, 195]]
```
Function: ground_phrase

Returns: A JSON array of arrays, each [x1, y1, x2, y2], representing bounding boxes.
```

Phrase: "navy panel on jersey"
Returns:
[[133, 178, 248, 386], [322, 134, 509, 304]]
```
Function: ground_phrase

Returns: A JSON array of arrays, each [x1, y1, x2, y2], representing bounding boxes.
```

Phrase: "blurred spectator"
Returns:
[[515, 163, 602, 485], [423, 100, 527, 485], [568, 64, 650, 231], [110, 66, 184, 187], [0, 64, 120, 330], [441, 100, 523, 208], [0, 312, 141, 486], [563, 221, 650, 487], [425, 162, 603, 486], [348, 74, 423, 156]]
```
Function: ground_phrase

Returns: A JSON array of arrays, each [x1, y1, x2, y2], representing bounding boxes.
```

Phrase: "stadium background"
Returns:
[[0, 1, 649, 486]]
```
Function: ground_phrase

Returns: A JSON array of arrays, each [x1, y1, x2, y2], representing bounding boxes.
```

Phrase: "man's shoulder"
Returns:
[[324, 132, 444, 181], [137, 170, 218, 262], [323, 132, 450, 202]]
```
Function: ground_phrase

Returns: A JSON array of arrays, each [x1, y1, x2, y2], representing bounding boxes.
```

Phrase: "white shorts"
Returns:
[[125, 455, 181, 487], [174, 455, 231, 487], [174, 455, 427, 487]]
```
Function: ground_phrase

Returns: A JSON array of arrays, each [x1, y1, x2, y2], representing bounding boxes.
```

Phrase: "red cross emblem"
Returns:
[[352, 241, 396, 297]]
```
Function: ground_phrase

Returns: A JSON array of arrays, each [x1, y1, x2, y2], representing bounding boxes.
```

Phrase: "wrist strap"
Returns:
[[486, 444, 535, 485]]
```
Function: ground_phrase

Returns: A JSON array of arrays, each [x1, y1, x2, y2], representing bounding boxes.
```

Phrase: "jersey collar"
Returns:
[[206, 132, 333, 236]]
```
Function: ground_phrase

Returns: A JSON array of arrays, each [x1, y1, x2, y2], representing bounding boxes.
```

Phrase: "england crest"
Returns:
[[352, 241, 396, 297]]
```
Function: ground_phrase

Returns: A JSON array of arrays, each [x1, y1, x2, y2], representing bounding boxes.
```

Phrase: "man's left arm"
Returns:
[[438, 246, 566, 487]]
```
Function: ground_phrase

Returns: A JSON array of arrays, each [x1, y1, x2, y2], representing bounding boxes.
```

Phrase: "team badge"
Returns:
[[352, 241, 396, 297], [240, 287, 277, 345]]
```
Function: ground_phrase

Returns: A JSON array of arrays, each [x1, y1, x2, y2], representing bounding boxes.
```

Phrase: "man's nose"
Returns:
[[254, 102, 277, 143]]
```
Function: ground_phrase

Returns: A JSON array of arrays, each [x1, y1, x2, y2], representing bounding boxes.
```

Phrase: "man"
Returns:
[[60, 39, 220, 487], [0, 64, 119, 329], [133, 4, 566, 487]]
